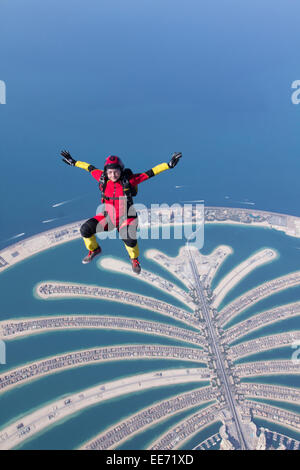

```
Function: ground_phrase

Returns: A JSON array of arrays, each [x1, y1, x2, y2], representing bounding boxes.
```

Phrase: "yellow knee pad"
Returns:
[[83, 235, 99, 252], [124, 242, 139, 259]]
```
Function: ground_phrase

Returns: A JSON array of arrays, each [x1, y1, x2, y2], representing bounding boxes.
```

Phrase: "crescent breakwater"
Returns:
[[0, 206, 300, 274]]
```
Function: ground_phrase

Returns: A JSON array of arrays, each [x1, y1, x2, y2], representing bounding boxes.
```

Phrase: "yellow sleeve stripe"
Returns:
[[75, 161, 91, 172], [152, 162, 169, 176]]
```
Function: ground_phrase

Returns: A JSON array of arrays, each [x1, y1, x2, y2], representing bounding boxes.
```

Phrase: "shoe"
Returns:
[[132, 258, 141, 274], [82, 247, 102, 264]]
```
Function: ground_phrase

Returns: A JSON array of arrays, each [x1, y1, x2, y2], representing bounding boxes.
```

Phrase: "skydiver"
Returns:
[[60, 151, 182, 274]]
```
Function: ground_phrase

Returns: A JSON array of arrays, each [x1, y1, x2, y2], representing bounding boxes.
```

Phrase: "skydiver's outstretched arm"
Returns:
[[60, 150, 103, 182], [129, 152, 182, 186]]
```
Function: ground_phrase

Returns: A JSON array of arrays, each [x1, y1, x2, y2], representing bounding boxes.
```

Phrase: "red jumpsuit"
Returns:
[[76, 160, 170, 259]]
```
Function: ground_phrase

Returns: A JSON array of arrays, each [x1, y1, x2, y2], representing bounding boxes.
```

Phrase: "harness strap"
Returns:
[[99, 169, 137, 204], [103, 196, 128, 200]]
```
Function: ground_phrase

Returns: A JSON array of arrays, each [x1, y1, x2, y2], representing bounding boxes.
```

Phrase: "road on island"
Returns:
[[186, 242, 248, 450]]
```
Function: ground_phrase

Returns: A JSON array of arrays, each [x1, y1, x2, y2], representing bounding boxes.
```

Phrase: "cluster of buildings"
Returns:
[[235, 360, 300, 377], [0, 345, 207, 392], [150, 403, 221, 450], [204, 206, 300, 238], [137, 205, 204, 226], [0, 222, 83, 272], [263, 429, 300, 450], [242, 400, 300, 431], [229, 332, 300, 360], [238, 383, 300, 404], [37, 283, 199, 327], [195, 427, 300, 451], [86, 387, 216, 450], [223, 302, 300, 344], [217, 271, 300, 327], [194, 432, 221, 450], [1, 316, 205, 346], [204, 207, 265, 224]]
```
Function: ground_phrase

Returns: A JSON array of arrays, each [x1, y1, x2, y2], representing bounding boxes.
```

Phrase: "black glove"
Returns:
[[168, 152, 182, 169], [61, 150, 77, 166]]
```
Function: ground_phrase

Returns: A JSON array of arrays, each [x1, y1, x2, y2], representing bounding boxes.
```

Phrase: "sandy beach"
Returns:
[[0, 368, 210, 450], [212, 248, 278, 309], [98, 257, 195, 309]]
